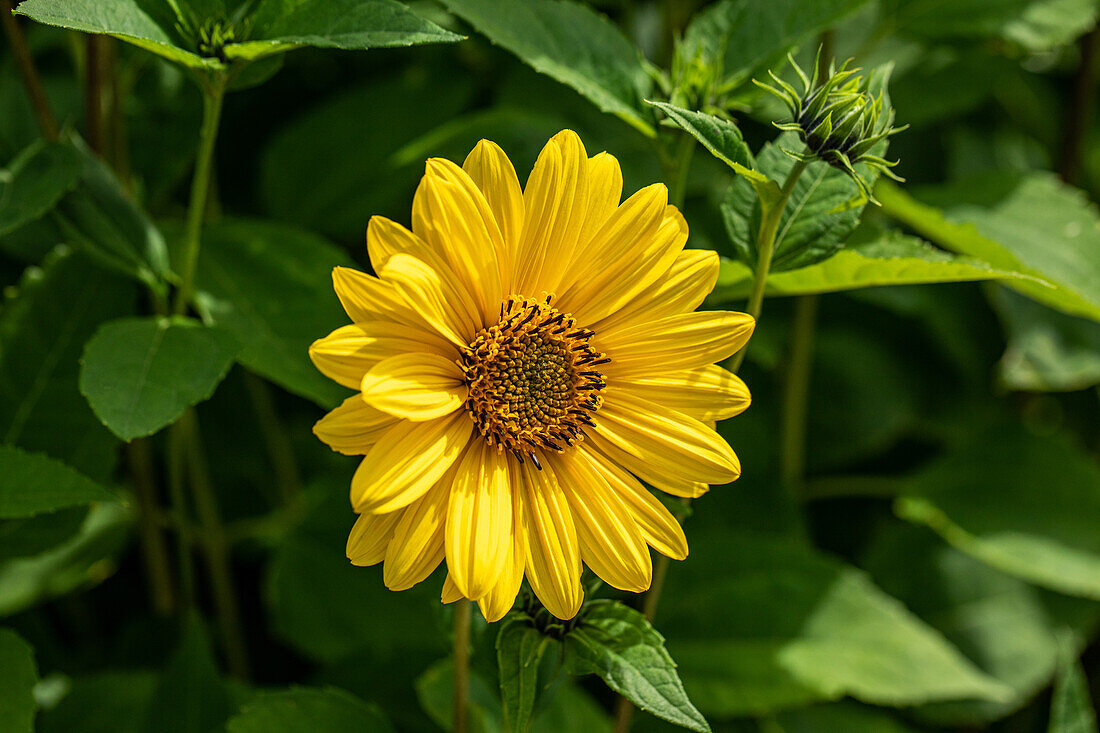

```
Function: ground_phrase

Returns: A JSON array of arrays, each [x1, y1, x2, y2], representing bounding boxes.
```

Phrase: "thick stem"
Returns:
[[1, 0, 58, 140], [128, 439, 175, 615], [729, 158, 810, 372], [182, 410, 250, 680], [173, 76, 227, 316], [780, 294, 819, 494], [453, 600, 472, 733]]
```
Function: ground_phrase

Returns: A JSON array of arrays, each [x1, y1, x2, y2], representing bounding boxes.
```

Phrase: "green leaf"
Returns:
[[145, 615, 234, 733], [497, 615, 550, 733], [1003, 0, 1100, 51], [228, 0, 463, 61], [438, 0, 655, 136], [0, 445, 117, 518], [709, 225, 1035, 301], [187, 219, 350, 408], [0, 628, 37, 733], [415, 658, 507, 733], [0, 508, 87, 560], [658, 530, 1011, 717], [0, 250, 137, 480], [723, 132, 872, 272], [865, 522, 1099, 725], [79, 316, 238, 441], [14, 0, 216, 71], [682, 0, 870, 85], [565, 600, 710, 733], [16, 0, 460, 71], [877, 176, 1100, 322], [1049, 636, 1099, 733], [39, 671, 158, 733], [991, 287, 1100, 392], [0, 502, 131, 617], [896, 423, 1100, 601], [0, 141, 83, 237], [647, 102, 771, 189], [54, 137, 172, 291], [227, 687, 396, 733]]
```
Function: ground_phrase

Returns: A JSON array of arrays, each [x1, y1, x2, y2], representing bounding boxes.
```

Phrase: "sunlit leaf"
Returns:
[[1049, 635, 1098, 733]]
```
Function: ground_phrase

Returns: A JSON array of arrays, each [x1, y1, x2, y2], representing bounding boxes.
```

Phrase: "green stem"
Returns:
[[173, 75, 227, 316], [729, 158, 810, 372], [779, 294, 819, 494], [620, 158, 813, 733], [1, 0, 58, 140], [128, 439, 175, 615], [166, 422, 196, 608], [182, 410, 250, 680], [453, 600, 472, 733], [84, 35, 106, 154]]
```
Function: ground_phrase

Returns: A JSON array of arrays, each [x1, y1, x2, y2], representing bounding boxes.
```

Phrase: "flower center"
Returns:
[[459, 295, 608, 468]]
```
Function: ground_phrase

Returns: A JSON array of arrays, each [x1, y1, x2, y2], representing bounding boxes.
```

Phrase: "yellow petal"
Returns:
[[578, 444, 687, 560], [592, 249, 719, 335], [331, 266, 419, 325], [313, 395, 400, 455], [610, 365, 750, 422], [587, 435, 710, 499], [565, 199, 685, 325], [381, 253, 483, 348], [351, 411, 473, 513], [366, 214, 425, 273], [446, 440, 512, 600], [520, 459, 583, 620], [578, 152, 623, 247], [384, 477, 450, 591], [361, 352, 467, 421], [515, 130, 589, 295], [309, 322, 456, 390], [552, 453, 651, 593], [463, 139, 524, 284], [593, 389, 740, 485], [413, 159, 505, 324], [441, 574, 464, 604], [597, 310, 755, 379], [477, 472, 526, 622], [346, 510, 403, 566]]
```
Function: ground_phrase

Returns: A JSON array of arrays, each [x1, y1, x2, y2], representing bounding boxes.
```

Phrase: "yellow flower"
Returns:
[[309, 130, 753, 621]]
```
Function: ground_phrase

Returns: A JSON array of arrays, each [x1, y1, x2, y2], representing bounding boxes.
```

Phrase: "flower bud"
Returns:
[[755, 51, 907, 202]]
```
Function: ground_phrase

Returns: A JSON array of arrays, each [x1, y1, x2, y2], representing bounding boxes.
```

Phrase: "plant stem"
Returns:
[[779, 294, 819, 494], [617, 158, 812, 733], [128, 439, 175, 615], [730, 158, 809, 372], [453, 600, 472, 733], [166, 422, 196, 608], [1, 0, 58, 140], [173, 74, 227, 316], [182, 410, 250, 680]]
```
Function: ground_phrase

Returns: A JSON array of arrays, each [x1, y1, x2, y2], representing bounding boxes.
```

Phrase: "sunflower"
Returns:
[[309, 130, 754, 621]]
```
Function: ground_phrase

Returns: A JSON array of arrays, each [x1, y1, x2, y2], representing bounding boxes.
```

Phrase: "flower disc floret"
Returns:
[[460, 296, 606, 464]]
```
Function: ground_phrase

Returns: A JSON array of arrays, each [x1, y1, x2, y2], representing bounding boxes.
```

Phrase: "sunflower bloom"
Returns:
[[309, 130, 754, 621]]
